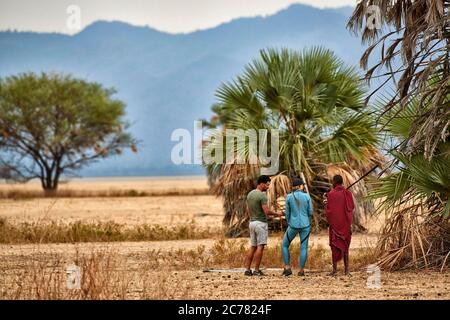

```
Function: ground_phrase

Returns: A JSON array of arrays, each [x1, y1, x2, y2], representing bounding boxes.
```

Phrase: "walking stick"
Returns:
[[346, 165, 379, 190], [300, 172, 309, 194]]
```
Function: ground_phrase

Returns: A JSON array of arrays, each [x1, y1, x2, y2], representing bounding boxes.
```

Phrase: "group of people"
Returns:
[[244, 174, 355, 277]]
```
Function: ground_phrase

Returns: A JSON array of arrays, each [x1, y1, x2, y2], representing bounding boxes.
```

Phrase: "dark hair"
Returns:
[[333, 175, 343, 186], [257, 175, 271, 185], [292, 177, 304, 187]]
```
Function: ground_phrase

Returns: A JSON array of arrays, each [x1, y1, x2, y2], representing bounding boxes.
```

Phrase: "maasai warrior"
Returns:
[[324, 174, 355, 276]]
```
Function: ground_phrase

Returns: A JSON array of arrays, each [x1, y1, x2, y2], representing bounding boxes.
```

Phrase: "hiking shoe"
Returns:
[[282, 268, 292, 277], [244, 269, 253, 276], [298, 271, 305, 277], [253, 270, 265, 276], [327, 271, 337, 277]]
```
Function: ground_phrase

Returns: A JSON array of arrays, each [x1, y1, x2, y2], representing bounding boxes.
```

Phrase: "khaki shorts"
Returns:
[[249, 221, 268, 246]]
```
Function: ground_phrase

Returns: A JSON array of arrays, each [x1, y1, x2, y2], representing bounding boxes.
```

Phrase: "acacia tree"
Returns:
[[0, 73, 137, 193]]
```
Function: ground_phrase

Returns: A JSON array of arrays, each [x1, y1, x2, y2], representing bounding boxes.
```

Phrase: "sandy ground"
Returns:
[[0, 176, 224, 226], [0, 195, 223, 225]]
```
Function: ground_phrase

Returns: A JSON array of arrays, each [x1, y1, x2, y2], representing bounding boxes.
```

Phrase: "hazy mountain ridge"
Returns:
[[0, 4, 366, 176]]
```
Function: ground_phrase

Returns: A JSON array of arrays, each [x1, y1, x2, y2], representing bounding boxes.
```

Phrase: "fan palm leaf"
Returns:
[[205, 47, 383, 234]]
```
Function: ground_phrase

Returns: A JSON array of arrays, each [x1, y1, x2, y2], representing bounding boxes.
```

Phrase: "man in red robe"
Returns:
[[324, 175, 355, 276]]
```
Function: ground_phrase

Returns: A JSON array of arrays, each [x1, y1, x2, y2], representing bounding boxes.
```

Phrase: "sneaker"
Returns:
[[244, 269, 253, 276], [298, 271, 305, 277], [253, 270, 265, 276], [282, 268, 292, 277]]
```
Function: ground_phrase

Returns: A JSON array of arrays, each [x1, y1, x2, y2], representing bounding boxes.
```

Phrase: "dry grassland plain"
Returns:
[[0, 177, 448, 300]]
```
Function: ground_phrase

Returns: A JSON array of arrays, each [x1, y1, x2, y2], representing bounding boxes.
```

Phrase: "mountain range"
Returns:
[[0, 4, 370, 177]]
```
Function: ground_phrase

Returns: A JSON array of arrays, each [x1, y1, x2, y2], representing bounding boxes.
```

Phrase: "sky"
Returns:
[[0, 0, 356, 34]]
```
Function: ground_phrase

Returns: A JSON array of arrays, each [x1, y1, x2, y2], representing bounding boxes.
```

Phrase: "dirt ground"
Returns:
[[1, 236, 449, 300], [0, 177, 448, 300], [0, 195, 223, 225], [176, 269, 450, 300]]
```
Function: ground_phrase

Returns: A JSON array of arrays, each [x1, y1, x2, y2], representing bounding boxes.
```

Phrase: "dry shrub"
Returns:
[[267, 174, 291, 211], [376, 202, 450, 271], [267, 175, 290, 231], [210, 239, 248, 266]]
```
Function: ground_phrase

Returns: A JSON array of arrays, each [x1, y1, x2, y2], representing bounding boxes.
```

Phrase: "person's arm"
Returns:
[[347, 191, 355, 224], [307, 195, 313, 217], [285, 196, 291, 222], [325, 193, 332, 223], [260, 193, 282, 217], [262, 204, 282, 217]]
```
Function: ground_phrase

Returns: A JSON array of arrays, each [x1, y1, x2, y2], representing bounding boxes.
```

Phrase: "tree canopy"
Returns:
[[0, 73, 137, 192]]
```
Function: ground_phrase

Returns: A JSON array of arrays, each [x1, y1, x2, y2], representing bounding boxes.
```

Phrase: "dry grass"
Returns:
[[0, 239, 379, 300], [143, 238, 378, 272], [0, 218, 221, 244], [0, 247, 193, 300], [376, 202, 450, 272], [0, 195, 223, 228]]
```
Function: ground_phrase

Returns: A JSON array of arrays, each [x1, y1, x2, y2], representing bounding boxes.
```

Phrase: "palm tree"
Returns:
[[368, 94, 450, 270], [348, 1, 449, 271], [204, 47, 383, 236], [347, 0, 450, 159]]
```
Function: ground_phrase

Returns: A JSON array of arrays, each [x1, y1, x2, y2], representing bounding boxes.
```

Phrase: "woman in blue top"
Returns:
[[281, 177, 313, 277]]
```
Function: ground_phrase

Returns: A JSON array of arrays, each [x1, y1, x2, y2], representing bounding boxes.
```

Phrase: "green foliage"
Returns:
[[369, 95, 450, 218], [0, 72, 136, 190], [206, 47, 379, 178], [205, 47, 382, 233]]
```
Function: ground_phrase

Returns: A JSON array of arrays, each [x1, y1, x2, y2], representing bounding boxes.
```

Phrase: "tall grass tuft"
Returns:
[[0, 218, 221, 244]]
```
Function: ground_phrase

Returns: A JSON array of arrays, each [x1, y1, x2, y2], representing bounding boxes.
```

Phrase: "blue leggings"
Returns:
[[282, 226, 311, 268]]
